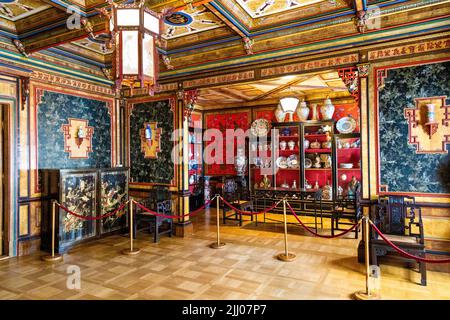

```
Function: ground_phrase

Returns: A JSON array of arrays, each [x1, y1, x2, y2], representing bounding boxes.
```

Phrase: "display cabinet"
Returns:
[[249, 120, 361, 202], [40, 167, 129, 254], [301, 120, 335, 199], [188, 112, 204, 209]]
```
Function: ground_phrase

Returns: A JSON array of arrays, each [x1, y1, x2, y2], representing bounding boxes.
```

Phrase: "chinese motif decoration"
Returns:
[[61, 118, 94, 159], [140, 122, 162, 159], [205, 111, 250, 175], [100, 170, 128, 234], [404, 96, 450, 154], [338, 67, 359, 103], [60, 173, 96, 238]]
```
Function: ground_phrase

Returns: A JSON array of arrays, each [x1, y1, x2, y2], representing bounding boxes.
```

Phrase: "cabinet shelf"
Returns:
[[305, 168, 332, 171], [304, 134, 329, 139], [305, 148, 331, 153]]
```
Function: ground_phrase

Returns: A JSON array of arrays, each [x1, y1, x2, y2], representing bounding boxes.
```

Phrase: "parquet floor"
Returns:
[[0, 208, 449, 300]]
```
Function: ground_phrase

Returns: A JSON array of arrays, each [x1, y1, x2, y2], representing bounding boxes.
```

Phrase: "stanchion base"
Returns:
[[41, 254, 63, 262], [353, 291, 381, 300], [209, 242, 226, 249], [121, 248, 141, 255], [276, 253, 296, 262]]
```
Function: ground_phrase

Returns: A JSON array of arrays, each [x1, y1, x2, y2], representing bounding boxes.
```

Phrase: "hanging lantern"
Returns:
[[105, 0, 162, 95]]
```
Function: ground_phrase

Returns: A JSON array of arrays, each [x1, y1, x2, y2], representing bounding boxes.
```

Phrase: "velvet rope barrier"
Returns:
[[132, 195, 217, 219], [286, 201, 361, 239], [219, 196, 281, 215], [369, 220, 450, 264], [57, 201, 129, 221]]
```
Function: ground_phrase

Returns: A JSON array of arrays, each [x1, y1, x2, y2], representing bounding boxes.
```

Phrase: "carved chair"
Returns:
[[135, 186, 173, 243], [220, 176, 254, 226], [332, 185, 362, 238], [369, 195, 426, 286]]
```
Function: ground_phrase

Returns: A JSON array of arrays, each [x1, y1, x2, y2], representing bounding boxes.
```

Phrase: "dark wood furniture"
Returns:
[[135, 186, 173, 243], [369, 195, 426, 286], [220, 176, 254, 226], [40, 168, 129, 254], [332, 186, 362, 238]]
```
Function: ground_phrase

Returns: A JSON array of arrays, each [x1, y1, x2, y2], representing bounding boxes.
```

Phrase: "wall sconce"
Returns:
[[74, 126, 86, 148], [145, 123, 153, 147], [424, 103, 438, 139]]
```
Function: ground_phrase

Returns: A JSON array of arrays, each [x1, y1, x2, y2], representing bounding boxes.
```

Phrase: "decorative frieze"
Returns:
[[261, 54, 359, 77], [183, 71, 255, 88], [368, 38, 450, 61], [30, 71, 113, 95]]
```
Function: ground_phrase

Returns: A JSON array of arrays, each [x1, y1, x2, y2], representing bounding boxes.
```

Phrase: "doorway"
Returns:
[[0, 103, 8, 257]]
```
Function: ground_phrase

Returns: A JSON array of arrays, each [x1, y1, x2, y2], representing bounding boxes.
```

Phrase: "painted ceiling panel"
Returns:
[[162, 5, 225, 39], [235, 0, 325, 18], [0, 0, 50, 21]]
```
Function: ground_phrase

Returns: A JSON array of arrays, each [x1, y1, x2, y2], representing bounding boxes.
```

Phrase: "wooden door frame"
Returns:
[[0, 100, 13, 257]]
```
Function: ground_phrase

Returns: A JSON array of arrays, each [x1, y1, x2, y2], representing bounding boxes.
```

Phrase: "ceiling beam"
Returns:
[[353, 0, 366, 12], [204, 3, 247, 38], [23, 15, 106, 53]]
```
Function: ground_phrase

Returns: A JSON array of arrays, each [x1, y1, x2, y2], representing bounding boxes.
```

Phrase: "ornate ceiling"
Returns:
[[196, 70, 351, 108], [0, 0, 449, 84]]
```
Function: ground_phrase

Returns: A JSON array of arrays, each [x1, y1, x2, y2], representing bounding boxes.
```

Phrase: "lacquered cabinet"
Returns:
[[40, 168, 129, 254]]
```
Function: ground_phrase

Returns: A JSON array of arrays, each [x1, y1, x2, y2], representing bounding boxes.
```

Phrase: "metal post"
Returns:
[[276, 199, 296, 262], [122, 199, 141, 255], [210, 195, 225, 249], [353, 217, 380, 300], [42, 200, 62, 262]]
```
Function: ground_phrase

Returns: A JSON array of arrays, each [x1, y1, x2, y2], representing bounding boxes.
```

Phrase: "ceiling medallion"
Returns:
[[164, 12, 193, 26]]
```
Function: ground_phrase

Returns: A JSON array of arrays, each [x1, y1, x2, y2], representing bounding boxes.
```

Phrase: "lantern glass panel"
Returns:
[[122, 31, 139, 74], [142, 33, 155, 79], [117, 8, 140, 27], [144, 11, 160, 35]]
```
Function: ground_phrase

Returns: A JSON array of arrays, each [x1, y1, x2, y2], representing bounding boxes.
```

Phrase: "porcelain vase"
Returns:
[[320, 97, 335, 120], [310, 103, 319, 121], [275, 105, 286, 122], [296, 99, 310, 121]]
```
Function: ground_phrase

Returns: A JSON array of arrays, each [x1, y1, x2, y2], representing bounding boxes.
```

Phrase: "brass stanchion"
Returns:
[[210, 195, 225, 249], [354, 217, 380, 300], [276, 199, 296, 262], [122, 199, 141, 255], [42, 200, 63, 262]]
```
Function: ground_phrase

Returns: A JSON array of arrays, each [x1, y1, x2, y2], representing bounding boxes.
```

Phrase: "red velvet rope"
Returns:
[[57, 201, 129, 221], [286, 201, 360, 239], [220, 197, 281, 215], [132, 196, 216, 219], [370, 221, 450, 264]]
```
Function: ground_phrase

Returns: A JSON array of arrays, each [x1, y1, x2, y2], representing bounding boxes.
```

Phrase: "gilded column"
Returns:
[[173, 85, 193, 237], [357, 62, 371, 201]]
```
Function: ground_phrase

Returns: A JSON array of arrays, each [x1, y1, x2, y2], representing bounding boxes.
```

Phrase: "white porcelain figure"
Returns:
[[320, 97, 335, 120], [234, 147, 247, 176], [292, 180, 297, 189], [296, 99, 310, 121], [275, 104, 286, 122], [280, 140, 287, 150], [288, 140, 295, 150], [304, 139, 310, 149]]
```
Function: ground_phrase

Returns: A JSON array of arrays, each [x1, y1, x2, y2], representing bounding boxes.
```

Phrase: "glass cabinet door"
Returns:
[[301, 121, 334, 200], [250, 134, 273, 191], [334, 133, 361, 200], [272, 124, 300, 190]]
